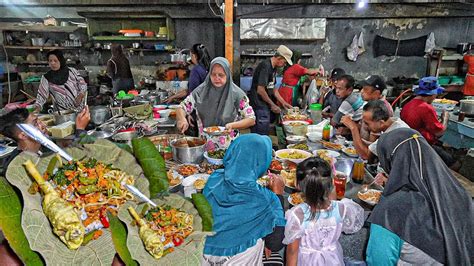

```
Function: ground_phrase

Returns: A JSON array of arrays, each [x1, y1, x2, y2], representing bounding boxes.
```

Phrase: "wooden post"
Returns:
[[224, 0, 233, 71]]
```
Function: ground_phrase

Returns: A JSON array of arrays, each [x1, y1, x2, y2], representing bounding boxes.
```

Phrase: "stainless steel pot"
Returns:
[[31, 38, 45, 46], [145, 94, 161, 105], [89, 105, 111, 125], [460, 100, 474, 115], [171, 137, 206, 164], [53, 110, 77, 125]]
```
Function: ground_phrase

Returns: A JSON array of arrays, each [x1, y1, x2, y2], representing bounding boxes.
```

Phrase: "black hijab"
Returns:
[[44, 50, 69, 85], [369, 128, 473, 265]]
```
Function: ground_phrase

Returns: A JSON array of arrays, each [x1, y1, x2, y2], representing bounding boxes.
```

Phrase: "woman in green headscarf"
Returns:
[[176, 57, 256, 134]]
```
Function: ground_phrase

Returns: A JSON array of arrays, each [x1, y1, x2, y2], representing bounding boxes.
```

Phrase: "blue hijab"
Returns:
[[203, 134, 286, 256]]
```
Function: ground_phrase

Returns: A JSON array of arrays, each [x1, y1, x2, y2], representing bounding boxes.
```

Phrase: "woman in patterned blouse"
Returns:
[[176, 57, 256, 135], [34, 50, 87, 112]]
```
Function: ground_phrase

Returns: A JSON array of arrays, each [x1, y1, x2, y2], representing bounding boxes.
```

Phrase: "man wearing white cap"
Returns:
[[249, 45, 293, 135]]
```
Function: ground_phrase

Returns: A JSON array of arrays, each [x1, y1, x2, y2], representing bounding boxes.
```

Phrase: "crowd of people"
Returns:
[[0, 43, 473, 265]]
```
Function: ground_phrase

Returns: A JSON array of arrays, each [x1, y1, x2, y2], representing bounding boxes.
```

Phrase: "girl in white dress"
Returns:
[[283, 157, 364, 266]]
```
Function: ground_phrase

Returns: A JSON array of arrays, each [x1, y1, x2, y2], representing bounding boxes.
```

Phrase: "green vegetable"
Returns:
[[108, 214, 138, 266], [84, 158, 98, 168], [78, 175, 97, 185], [77, 185, 98, 194], [82, 230, 97, 246], [45, 154, 61, 176], [51, 170, 70, 186], [191, 194, 213, 231], [0, 176, 44, 265], [114, 143, 133, 154], [132, 138, 168, 197]]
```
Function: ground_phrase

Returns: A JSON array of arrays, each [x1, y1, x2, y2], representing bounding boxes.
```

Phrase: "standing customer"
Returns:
[[202, 134, 286, 265], [107, 44, 134, 94], [400, 76, 460, 170], [249, 45, 293, 135], [164, 43, 211, 103], [366, 128, 473, 265], [34, 50, 87, 112], [463, 49, 474, 96], [274, 50, 318, 108]]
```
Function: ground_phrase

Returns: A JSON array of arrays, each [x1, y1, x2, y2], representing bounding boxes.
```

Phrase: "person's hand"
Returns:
[[268, 173, 285, 195], [75, 106, 90, 130], [225, 122, 234, 131], [264, 247, 272, 259], [442, 110, 449, 122], [163, 96, 174, 104], [270, 104, 281, 114], [282, 102, 293, 110], [341, 115, 357, 131], [374, 172, 388, 186], [177, 119, 189, 133]]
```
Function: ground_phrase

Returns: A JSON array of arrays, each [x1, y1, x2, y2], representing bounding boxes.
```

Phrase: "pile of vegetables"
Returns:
[[132, 138, 169, 197], [208, 149, 226, 159]]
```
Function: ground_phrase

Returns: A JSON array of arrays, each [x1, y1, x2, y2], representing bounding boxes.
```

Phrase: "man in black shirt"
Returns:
[[249, 45, 293, 135]]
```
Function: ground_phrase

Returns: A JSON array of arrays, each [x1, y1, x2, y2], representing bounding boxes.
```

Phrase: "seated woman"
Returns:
[[176, 57, 255, 134], [366, 128, 473, 265], [284, 157, 364, 266], [202, 134, 286, 265], [274, 51, 318, 109], [34, 50, 87, 112]]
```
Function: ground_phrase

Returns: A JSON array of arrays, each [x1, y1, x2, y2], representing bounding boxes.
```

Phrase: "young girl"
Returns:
[[283, 157, 364, 266]]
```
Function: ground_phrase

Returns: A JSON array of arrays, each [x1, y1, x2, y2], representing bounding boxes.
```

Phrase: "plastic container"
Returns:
[[322, 124, 331, 141], [309, 103, 322, 124]]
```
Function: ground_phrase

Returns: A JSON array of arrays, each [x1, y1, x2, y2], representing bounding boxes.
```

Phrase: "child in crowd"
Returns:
[[283, 157, 364, 266]]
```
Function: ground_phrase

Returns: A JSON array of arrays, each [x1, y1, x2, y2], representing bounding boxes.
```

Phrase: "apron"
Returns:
[[280, 80, 302, 107]]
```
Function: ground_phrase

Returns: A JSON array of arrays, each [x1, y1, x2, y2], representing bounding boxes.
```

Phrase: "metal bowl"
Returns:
[[170, 137, 206, 164]]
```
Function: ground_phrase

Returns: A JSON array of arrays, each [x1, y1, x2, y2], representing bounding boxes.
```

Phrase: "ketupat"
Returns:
[[191, 193, 213, 231], [128, 207, 165, 259], [23, 160, 85, 250], [132, 138, 168, 196]]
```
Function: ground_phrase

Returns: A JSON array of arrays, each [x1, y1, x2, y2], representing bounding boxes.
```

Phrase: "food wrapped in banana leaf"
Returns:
[[128, 207, 165, 259], [23, 160, 85, 250]]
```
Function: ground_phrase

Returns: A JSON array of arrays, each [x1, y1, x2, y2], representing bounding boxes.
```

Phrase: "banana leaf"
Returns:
[[0, 176, 44, 265], [117, 194, 212, 266], [132, 138, 168, 197], [191, 194, 214, 232], [5, 139, 149, 265], [108, 214, 138, 266]]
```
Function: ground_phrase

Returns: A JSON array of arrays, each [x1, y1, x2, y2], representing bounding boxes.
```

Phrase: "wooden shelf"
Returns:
[[0, 23, 82, 33], [91, 36, 169, 41], [3, 45, 81, 50]]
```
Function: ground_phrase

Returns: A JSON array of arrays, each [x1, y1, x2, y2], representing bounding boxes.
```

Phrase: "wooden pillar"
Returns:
[[224, 0, 233, 71]]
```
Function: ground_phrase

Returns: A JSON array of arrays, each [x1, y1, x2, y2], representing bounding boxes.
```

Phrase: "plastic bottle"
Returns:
[[322, 124, 331, 141], [309, 103, 323, 124]]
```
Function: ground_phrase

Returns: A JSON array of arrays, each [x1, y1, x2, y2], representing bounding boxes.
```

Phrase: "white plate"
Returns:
[[313, 149, 340, 158], [357, 189, 382, 206], [342, 148, 358, 158], [203, 126, 228, 136], [182, 173, 210, 187], [167, 105, 181, 109], [288, 193, 304, 206], [172, 164, 201, 179], [275, 149, 313, 164]]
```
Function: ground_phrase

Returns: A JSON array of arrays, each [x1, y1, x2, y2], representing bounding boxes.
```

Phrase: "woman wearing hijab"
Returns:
[[274, 51, 319, 109], [202, 134, 286, 265], [366, 128, 473, 265], [107, 44, 134, 94], [176, 57, 255, 134], [34, 50, 87, 112]]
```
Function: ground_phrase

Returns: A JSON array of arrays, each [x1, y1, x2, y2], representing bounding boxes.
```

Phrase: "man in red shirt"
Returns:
[[401, 76, 460, 170]]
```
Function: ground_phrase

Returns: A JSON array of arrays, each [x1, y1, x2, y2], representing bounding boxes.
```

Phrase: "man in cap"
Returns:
[[320, 68, 345, 118], [401, 76, 460, 170], [342, 75, 393, 148], [249, 45, 292, 135]]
